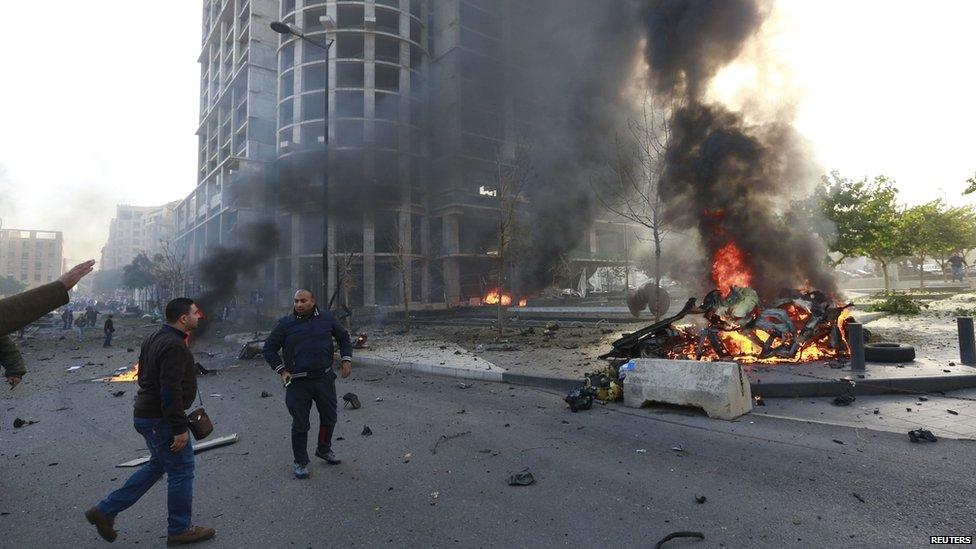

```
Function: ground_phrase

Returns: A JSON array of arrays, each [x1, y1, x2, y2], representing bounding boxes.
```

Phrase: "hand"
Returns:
[[339, 360, 352, 379], [171, 431, 189, 453], [280, 370, 292, 386], [6, 376, 21, 390], [59, 260, 95, 290]]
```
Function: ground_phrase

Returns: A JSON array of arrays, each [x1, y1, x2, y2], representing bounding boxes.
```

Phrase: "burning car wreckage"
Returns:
[[565, 286, 854, 411]]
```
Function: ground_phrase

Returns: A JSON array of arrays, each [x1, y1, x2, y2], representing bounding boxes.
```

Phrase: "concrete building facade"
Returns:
[[100, 202, 179, 271], [0, 229, 64, 289], [177, 0, 639, 310], [175, 0, 280, 295]]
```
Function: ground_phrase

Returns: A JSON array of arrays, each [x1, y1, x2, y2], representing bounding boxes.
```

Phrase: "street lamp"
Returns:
[[271, 19, 335, 305]]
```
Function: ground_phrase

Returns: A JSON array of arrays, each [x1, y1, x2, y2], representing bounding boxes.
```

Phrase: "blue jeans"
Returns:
[[103, 332, 113, 347], [97, 418, 194, 534]]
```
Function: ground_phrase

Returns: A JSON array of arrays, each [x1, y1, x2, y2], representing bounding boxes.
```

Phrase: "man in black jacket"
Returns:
[[103, 314, 115, 347], [85, 298, 215, 545], [263, 289, 352, 479]]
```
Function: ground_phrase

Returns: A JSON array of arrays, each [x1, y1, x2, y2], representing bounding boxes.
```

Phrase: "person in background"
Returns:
[[103, 314, 115, 347], [948, 253, 968, 283]]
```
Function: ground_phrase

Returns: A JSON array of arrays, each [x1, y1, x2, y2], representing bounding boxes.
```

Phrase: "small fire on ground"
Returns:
[[483, 290, 527, 307], [109, 363, 139, 382]]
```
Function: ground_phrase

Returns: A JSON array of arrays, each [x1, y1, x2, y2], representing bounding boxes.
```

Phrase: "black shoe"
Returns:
[[315, 449, 341, 464]]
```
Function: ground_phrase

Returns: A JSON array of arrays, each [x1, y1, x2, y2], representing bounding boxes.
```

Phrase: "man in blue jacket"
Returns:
[[262, 288, 353, 479]]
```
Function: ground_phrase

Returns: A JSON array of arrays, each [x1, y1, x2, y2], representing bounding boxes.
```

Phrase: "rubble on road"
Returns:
[[654, 531, 704, 549], [361, 425, 373, 436], [908, 429, 938, 443], [832, 394, 856, 406], [237, 339, 265, 360], [12, 418, 36, 428], [431, 431, 471, 454], [507, 468, 535, 486], [117, 433, 240, 467], [342, 392, 361, 409]]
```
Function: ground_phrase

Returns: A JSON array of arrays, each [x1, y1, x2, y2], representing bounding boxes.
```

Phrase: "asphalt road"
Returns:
[[2, 334, 975, 548]]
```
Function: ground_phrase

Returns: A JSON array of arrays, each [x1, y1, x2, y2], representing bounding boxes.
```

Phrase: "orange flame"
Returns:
[[712, 242, 752, 297], [518, 298, 527, 307], [484, 290, 512, 306], [109, 363, 139, 382]]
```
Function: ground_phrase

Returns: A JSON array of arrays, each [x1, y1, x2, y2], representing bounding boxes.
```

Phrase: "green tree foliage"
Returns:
[[0, 275, 27, 296], [963, 172, 976, 195], [814, 173, 908, 289]]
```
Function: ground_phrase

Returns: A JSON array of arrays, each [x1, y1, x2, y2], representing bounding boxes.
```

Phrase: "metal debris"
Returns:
[[431, 431, 471, 454], [507, 468, 535, 486], [654, 531, 704, 549], [361, 425, 373, 436], [908, 429, 937, 443]]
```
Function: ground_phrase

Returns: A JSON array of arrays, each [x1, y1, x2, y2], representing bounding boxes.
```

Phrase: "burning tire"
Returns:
[[626, 283, 671, 318], [864, 342, 915, 363]]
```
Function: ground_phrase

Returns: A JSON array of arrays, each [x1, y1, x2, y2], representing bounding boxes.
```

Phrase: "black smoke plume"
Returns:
[[641, 0, 835, 299]]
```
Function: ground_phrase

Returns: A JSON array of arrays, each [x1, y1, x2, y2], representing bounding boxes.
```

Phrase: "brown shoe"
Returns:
[[166, 526, 216, 546], [84, 506, 117, 542]]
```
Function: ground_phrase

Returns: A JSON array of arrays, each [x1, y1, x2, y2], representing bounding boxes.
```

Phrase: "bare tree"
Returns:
[[152, 239, 188, 305], [492, 139, 532, 338], [389, 236, 412, 333], [593, 92, 674, 320]]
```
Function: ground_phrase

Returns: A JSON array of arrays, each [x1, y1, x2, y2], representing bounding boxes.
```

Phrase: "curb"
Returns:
[[357, 356, 976, 398], [356, 356, 504, 382]]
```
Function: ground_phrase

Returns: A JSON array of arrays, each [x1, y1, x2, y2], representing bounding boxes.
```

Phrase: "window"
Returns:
[[335, 90, 364, 118], [337, 4, 364, 28], [410, 44, 423, 68], [302, 64, 327, 91], [375, 92, 399, 121], [279, 98, 294, 126], [374, 121, 399, 149], [302, 92, 327, 120], [375, 65, 399, 92], [281, 42, 295, 69], [375, 35, 400, 63], [376, 8, 400, 34], [302, 42, 328, 63], [301, 122, 327, 147], [410, 18, 422, 43], [336, 120, 364, 146], [336, 62, 364, 87], [336, 34, 364, 59], [280, 71, 294, 98]]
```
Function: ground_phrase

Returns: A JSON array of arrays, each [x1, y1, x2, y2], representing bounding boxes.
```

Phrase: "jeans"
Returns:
[[285, 374, 338, 465], [103, 332, 113, 347], [97, 418, 194, 534]]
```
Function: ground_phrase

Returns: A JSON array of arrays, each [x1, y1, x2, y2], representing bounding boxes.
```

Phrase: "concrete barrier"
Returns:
[[623, 358, 752, 420]]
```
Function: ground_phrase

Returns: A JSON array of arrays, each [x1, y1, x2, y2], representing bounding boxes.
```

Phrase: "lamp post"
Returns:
[[271, 20, 334, 304]]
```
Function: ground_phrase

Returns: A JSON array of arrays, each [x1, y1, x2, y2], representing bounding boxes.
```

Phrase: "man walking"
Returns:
[[103, 314, 115, 347], [948, 253, 968, 283], [85, 298, 215, 545], [61, 307, 73, 330], [263, 289, 352, 479]]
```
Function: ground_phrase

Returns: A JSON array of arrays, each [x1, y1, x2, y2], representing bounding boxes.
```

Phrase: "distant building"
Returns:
[[100, 202, 179, 271], [0, 229, 64, 289]]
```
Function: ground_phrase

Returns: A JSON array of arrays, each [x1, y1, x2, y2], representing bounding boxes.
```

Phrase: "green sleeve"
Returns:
[[0, 335, 26, 378], [0, 282, 70, 335]]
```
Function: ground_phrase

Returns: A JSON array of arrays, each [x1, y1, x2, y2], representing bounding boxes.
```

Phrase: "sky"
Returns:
[[0, 0, 974, 266]]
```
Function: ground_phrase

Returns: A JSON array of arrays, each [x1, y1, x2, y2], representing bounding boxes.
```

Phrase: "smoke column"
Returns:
[[641, 0, 836, 299]]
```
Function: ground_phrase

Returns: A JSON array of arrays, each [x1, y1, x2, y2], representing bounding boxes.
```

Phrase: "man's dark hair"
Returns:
[[165, 298, 195, 322]]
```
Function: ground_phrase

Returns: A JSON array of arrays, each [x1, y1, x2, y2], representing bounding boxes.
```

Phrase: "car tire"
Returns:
[[864, 342, 915, 363]]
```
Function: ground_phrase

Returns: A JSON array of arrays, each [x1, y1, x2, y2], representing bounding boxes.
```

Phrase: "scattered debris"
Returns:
[[117, 433, 240, 467], [353, 334, 368, 349], [671, 444, 684, 452], [209, 394, 222, 398], [906, 408, 912, 412], [431, 431, 471, 454], [111, 390, 125, 398], [343, 393, 361, 409], [753, 395, 765, 407], [66, 365, 83, 372], [237, 340, 265, 360], [695, 495, 707, 504], [852, 492, 866, 503], [636, 448, 647, 454], [908, 429, 937, 443], [918, 396, 929, 402], [457, 382, 471, 389], [126, 348, 134, 352], [12, 418, 36, 429], [48, 462, 58, 467], [195, 363, 212, 375], [375, 397, 383, 402], [260, 391, 271, 398], [873, 409, 880, 415], [361, 425, 373, 436], [654, 531, 705, 549], [564, 385, 596, 412], [947, 409, 959, 415], [403, 453, 413, 463], [832, 439, 845, 445], [832, 394, 856, 406], [429, 491, 439, 505], [507, 468, 535, 486], [454, 350, 463, 355]]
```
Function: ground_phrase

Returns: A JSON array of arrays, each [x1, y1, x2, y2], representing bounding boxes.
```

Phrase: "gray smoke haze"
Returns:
[[641, 0, 836, 299], [507, 0, 643, 293]]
